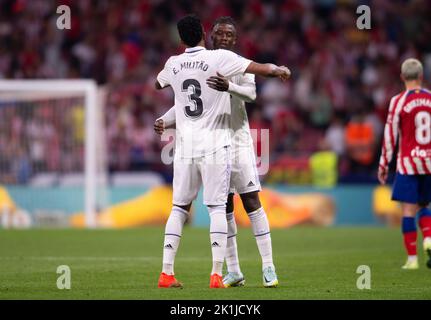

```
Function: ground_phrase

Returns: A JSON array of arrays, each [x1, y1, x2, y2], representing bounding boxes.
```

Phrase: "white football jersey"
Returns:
[[157, 46, 251, 158], [230, 73, 255, 148]]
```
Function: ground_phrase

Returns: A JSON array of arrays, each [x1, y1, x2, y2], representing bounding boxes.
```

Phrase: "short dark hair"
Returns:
[[212, 16, 236, 29], [177, 15, 203, 47]]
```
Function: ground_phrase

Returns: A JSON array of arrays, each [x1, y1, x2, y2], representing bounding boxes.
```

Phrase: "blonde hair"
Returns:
[[401, 58, 423, 80]]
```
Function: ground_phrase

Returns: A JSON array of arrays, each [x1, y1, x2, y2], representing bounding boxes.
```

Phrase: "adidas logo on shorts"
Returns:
[[247, 181, 255, 187], [211, 242, 220, 247], [164, 244, 173, 249]]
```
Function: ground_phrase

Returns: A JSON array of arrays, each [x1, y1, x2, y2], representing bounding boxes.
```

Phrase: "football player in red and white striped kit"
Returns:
[[378, 58, 431, 270]]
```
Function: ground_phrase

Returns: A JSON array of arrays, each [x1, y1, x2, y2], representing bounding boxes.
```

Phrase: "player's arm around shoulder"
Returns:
[[245, 62, 291, 81], [214, 48, 290, 81]]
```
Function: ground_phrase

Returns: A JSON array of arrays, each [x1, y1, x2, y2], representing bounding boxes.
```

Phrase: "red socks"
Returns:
[[402, 209, 431, 256], [418, 211, 431, 239], [402, 217, 417, 256]]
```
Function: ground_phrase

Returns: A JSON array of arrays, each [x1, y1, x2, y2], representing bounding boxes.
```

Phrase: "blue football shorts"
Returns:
[[392, 173, 431, 204]]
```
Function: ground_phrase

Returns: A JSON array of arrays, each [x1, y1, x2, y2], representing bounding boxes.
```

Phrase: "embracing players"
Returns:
[[155, 15, 290, 288], [378, 58, 431, 270], [156, 16, 278, 288]]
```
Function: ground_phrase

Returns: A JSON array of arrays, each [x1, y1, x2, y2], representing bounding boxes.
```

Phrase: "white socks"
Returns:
[[162, 206, 188, 275], [248, 207, 274, 270], [225, 212, 241, 274], [208, 205, 228, 275], [407, 255, 418, 262], [162, 205, 274, 276]]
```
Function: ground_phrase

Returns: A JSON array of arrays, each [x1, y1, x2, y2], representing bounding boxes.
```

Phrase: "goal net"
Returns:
[[0, 80, 107, 228]]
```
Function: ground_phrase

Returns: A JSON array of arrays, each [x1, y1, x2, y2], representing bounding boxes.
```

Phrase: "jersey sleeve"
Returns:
[[228, 73, 256, 102], [217, 49, 252, 79], [379, 95, 400, 170], [156, 57, 173, 88], [157, 106, 176, 127]]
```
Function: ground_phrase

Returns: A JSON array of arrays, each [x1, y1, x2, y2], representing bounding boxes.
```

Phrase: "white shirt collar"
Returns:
[[185, 46, 206, 53]]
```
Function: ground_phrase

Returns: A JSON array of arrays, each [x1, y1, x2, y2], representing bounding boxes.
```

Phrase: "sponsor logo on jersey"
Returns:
[[410, 146, 431, 158]]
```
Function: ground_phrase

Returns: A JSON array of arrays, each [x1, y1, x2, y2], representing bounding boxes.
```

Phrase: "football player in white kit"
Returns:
[[155, 16, 283, 288]]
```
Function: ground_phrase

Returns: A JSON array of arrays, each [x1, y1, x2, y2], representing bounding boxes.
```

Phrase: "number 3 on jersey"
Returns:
[[182, 79, 203, 118], [415, 111, 431, 145]]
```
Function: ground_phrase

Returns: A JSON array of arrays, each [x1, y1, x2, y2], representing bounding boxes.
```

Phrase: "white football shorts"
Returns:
[[173, 146, 231, 206], [229, 144, 262, 195]]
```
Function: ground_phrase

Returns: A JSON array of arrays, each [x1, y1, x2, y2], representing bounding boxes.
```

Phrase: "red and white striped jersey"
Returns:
[[379, 88, 431, 175]]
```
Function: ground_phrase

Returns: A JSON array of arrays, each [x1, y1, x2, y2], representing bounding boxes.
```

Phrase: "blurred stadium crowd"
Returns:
[[0, 0, 431, 185]]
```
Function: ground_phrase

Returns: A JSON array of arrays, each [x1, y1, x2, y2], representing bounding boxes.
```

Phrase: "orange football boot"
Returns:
[[209, 273, 225, 288], [158, 272, 183, 288]]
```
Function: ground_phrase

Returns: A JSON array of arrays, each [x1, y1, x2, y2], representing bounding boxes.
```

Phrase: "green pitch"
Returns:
[[1, 226, 431, 300]]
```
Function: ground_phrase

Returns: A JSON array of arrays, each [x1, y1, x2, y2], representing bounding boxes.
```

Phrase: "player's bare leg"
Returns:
[[401, 203, 419, 270], [418, 202, 431, 268], [158, 203, 191, 288]]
